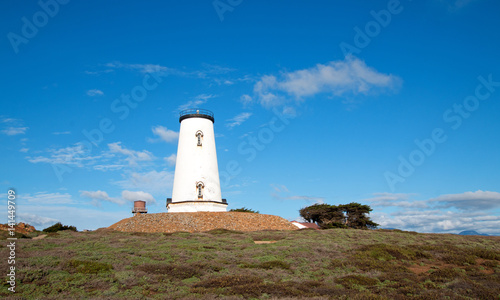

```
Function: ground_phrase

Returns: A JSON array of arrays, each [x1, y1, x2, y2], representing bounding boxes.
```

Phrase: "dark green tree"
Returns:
[[299, 202, 378, 230], [341, 202, 379, 229]]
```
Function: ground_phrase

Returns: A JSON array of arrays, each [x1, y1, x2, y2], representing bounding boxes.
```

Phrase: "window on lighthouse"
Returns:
[[196, 131, 203, 146], [197, 182, 204, 199]]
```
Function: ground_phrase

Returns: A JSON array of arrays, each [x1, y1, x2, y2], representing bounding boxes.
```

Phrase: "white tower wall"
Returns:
[[168, 110, 227, 212]]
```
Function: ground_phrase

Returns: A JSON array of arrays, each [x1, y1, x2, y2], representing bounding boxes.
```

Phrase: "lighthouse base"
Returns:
[[167, 200, 228, 212]]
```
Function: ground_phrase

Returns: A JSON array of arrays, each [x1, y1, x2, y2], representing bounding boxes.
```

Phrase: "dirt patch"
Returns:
[[108, 212, 298, 233], [408, 265, 432, 275]]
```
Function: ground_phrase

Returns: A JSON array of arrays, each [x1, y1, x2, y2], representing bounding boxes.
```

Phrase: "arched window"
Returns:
[[196, 181, 204, 199], [195, 130, 203, 146]]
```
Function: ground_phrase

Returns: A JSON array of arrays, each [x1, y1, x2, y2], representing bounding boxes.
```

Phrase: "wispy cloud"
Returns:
[[164, 154, 176, 166], [114, 170, 174, 193], [27, 143, 102, 167], [429, 190, 500, 210], [252, 56, 402, 107], [105, 62, 172, 74], [270, 184, 324, 204], [80, 190, 124, 205], [363, 192, 427, 208], [367, 190, 500, 235], [2, 126, 28, 135], [80, 190, 156, 206], [373, 210, 500, 235], [52, 131, 71, 135], [1, 116, 28, 136], [86, 89, 104, 96], [17, 213, 59, 229], [177, 94, 216, 111], [226, 112, 252, 129], [121, 190, 156, 204], [108, 142, 155, 167], [148, 126, 179, 143], [20, 192, 75, 205], [19, 147, 29, 153]]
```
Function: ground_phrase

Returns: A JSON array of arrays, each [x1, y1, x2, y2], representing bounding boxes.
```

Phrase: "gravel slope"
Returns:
[[108, 212, 298, 233]]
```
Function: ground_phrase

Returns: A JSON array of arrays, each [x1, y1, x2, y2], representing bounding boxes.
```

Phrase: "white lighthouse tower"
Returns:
[[167, 109, 228, 212]]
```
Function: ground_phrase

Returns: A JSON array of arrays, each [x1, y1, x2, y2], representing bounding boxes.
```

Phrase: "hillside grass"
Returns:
[[1, 228, 499, 299]]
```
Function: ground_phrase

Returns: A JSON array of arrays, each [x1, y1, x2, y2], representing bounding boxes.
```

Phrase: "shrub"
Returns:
[[337, 275, 379, 288], [138, 263, 203, 279], [239, 260, 291, 270], [65, 259, 112, 274], [43, 222, 77, 233], [229, 207, 259, 213]]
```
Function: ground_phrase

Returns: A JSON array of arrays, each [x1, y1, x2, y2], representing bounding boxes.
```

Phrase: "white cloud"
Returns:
[[114, 170, 174, 193], [148, 126, 179, 143], [80, 190, 124, 205], [52, 131, 71, 135], [177, 94, 216, 111], [164, 154, 177, 166], [429, 190, 500, 210], [19, 148, 29, 153], [253, 56, 402, 107], [226, 112, 252, 129], [108, 142, 155, 166], [86, 89, 104, 96], [121, 190, 156, 204]]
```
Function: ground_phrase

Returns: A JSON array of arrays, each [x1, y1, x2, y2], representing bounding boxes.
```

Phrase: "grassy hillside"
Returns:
[[1, 228, 499, 299]]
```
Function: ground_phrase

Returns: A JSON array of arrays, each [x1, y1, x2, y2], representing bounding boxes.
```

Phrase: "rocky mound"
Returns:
[[108, 212, 297, 233], [0, 222, 36, 234]]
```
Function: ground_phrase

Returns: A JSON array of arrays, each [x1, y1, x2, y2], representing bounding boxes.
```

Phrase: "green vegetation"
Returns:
[[229, 207, 259, 213], [42, 222, 77, 233], [0, 229, 499, 299], [300, 202, 379, 229]]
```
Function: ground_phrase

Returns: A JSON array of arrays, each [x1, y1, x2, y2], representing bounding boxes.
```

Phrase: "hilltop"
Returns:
[[1, 228, 498, 299], [108, 212, 297, 233]]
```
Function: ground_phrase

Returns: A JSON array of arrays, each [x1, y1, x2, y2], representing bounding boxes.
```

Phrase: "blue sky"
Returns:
[[1, 0, 500, 234]]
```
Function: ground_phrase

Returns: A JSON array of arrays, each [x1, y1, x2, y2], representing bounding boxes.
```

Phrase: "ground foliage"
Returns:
[[0, 228, 499, 299]]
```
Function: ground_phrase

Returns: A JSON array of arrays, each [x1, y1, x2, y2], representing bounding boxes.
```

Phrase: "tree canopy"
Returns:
[[299, 202, 378, 230]]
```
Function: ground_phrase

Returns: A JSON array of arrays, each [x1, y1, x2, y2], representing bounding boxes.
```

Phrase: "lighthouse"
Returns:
[[167, 109, 228, 212]]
